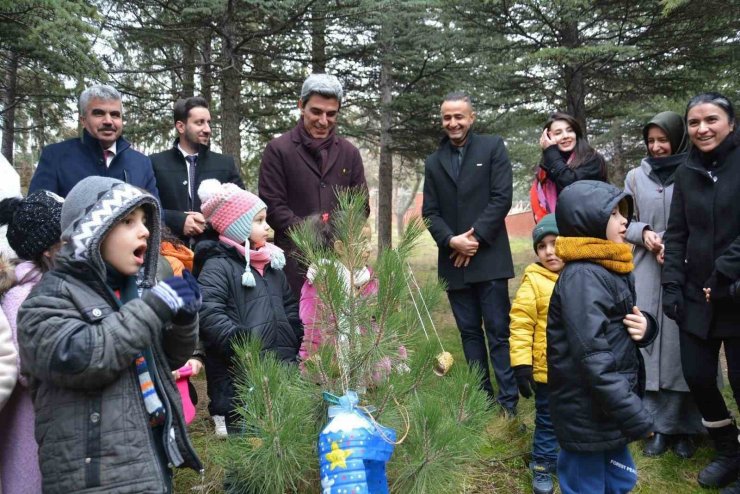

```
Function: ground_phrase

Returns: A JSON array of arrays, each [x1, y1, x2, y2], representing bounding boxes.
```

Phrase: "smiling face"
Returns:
[[441, 99, 475, 147], [687, 103, 735, 153], [606, 206, 628, 243], [646, 126, 672, 157], [80, 98, 123, 148], [547, 119, 577, 153], [299, 94, 340, 139], [249, 208, 270, 248], [535, 234, 564, 273], [100, 207, 149, 276], [177, 106, 211, 153]]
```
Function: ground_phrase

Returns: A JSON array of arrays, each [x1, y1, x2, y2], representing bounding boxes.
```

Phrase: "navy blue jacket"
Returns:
[[29, 130, 160, 200]]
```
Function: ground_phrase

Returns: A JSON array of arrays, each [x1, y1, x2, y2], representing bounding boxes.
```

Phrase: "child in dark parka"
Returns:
[[546, 180, 658, 494]]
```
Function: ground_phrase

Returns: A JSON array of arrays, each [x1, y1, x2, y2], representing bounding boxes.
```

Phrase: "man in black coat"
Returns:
[[422, 92, 518, 414], [150, 96, 244, 245]]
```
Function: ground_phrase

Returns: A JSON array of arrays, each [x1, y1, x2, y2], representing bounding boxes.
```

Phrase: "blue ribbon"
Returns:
[[324, 390, 376, 419]]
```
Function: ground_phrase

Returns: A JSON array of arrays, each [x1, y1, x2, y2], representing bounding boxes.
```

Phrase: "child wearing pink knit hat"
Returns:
[[194, 179, 302, 436]]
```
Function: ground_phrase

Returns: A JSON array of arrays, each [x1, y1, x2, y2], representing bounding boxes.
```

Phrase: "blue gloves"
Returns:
[[151, 269, 202, 319]]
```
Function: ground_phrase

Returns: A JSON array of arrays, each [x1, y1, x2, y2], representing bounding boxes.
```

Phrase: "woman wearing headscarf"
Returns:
[[624, 111, 702, 460]]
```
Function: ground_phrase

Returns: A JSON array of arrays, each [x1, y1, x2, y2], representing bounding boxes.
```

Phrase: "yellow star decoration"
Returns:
[[325, 441, 352, 470]]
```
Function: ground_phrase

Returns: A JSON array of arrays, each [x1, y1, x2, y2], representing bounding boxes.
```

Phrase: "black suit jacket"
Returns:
[[150, 140, 244, 243], [422, 133, 514, 290]]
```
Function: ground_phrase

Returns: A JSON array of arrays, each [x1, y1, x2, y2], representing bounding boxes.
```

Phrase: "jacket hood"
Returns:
[[642, 111, 688, 156], [192, 239, 237, 277], [555, 180, 633, 240], [525, 262, 560, 282], [58, 176, 161, 286]]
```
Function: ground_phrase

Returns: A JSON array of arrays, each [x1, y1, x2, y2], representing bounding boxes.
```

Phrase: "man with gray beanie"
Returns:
[[29, 84, 160, 201], [258, 73, 368, 296]]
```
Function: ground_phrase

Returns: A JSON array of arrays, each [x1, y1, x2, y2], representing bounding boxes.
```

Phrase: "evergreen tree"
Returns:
[[217, 191, 491, 493]]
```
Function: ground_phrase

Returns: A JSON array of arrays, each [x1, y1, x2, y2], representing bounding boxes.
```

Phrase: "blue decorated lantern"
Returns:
[[319, 391, 396, 494]]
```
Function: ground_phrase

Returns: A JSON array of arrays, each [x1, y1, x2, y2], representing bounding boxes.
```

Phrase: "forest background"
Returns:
[[1, 0, 739, 248]]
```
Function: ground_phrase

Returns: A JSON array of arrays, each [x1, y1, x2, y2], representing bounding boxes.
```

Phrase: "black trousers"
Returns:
[[680, 330, 740, 422], [447, 279, 518, 410]]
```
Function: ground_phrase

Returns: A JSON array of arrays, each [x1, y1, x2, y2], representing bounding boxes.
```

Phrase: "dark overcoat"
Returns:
[[150, 140, 244, 243], [258, 124, 368, 295], [422, 133, 514, 290], [29, 130, 160, 200], [663, 133, 740, 338]]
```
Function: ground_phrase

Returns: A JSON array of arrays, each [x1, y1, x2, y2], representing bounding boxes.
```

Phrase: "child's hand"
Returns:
[[623, 306, 647, 341]]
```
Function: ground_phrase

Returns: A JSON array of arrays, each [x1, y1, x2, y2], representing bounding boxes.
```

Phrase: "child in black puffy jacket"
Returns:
[[194, 179, 302, 437], [546, 180, 658, 494]]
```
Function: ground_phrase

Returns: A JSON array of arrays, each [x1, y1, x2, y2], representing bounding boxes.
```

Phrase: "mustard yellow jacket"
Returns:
[[509, 262, 559, 383]]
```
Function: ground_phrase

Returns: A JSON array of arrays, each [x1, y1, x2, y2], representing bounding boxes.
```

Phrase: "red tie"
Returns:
[[104, 149, 113, 165]]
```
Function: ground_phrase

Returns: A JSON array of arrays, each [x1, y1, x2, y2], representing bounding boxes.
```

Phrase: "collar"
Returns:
[[173, 137, 209, 158]]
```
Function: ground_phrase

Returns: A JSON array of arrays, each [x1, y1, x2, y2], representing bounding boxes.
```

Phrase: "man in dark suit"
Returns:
[[150, 96, 244, 245], [258, 74, 368, 297], [422, 92, 518, 415], [29, 84, 159, 200]]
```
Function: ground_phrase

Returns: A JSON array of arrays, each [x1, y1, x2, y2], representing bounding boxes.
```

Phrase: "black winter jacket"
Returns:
[[662, 134, 740, 338], [547, 180, 657, 452], [194, 241, 302, 415], [541, 145, 608, 193]]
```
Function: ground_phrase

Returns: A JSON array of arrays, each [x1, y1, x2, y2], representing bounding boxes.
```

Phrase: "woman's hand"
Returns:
[[642, 229, 663, 253], [539, 128, 557, 150], [623, 306, 647, 341]]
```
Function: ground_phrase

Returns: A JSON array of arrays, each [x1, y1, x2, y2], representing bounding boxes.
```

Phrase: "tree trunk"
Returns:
[[377, 35, 394, 249], [2, 50, 19, 165], [181, 40, 196, 98], [561, 20, 587, 133], [220, 12, 242, 177], [310, 7, 326, 74], [201, 36, 213, 103]]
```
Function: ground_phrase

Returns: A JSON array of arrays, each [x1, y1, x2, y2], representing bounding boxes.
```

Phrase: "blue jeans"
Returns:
[[447, 279, 518, 410], [557, 446, 637, 494], [532, 383, 558, 467]]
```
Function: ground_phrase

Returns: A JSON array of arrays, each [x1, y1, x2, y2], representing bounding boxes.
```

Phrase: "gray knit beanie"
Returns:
[[59, 176, 161, 284], [300, 74, 343, 104]]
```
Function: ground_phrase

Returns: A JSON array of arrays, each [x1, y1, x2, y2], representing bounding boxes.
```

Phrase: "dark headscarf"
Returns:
[[642, 111, 688, 184], [642, 111, 688, 156]]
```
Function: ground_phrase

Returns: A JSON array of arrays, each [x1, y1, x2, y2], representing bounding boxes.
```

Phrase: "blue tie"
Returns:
[[186, 155, 197, 209]]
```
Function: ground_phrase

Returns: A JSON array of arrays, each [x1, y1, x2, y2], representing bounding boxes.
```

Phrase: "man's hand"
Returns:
[[449, 227, 479, 256], [449, 251, 472, 268], [183, 212, 206, 236], [642, 229, 662, 253], [624, 306, 648, 341]]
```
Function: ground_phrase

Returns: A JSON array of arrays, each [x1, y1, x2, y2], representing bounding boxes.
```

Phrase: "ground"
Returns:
[[174, 231, 735, 493]]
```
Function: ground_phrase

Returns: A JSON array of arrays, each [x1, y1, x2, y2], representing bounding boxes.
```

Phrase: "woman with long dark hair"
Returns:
[[662, 92, 740, 491], [530, 112, 608, 222], [625, 111, 703, 459]]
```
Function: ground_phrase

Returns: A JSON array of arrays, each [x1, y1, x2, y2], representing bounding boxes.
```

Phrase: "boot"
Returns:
[[698, 420, 739, 488]]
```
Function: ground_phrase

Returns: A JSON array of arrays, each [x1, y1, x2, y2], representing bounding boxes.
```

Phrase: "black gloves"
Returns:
[[513, 365, 536, 399], [662, 282, 684, 322]]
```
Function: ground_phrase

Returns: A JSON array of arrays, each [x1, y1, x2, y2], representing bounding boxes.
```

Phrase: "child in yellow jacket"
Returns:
[[509, 214, 563, 494]]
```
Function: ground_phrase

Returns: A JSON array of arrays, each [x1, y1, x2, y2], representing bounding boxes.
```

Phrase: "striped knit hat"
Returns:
[[198, 179, 270, 286]]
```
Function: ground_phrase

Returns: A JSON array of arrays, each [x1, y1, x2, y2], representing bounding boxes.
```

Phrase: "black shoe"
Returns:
[[699, 423, 739, 488], [673, 434, 697, 459], [643, 432, 669, 457], [721, 480, 740, 494]]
